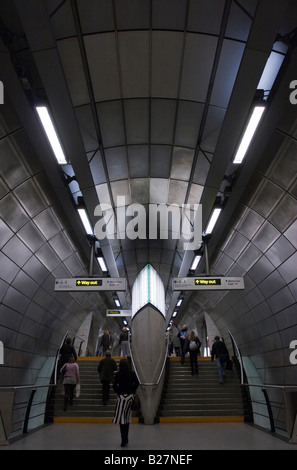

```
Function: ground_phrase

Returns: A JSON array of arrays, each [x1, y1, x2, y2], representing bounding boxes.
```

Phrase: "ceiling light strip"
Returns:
[[36, 106, 67, 164], [233, 105, 265, 164]]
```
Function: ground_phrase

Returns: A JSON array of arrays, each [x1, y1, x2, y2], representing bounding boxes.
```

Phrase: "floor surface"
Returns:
[[1, 421, 296, 452]]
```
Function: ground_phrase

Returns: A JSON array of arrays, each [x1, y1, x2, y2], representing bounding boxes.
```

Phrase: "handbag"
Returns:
[[131, 394, 141, 411]]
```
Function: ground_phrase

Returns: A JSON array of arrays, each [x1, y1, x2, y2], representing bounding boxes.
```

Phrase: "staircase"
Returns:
[[49, 356, 244, 424], [49, 357, 141, 423], [156, 357, 245, 422]]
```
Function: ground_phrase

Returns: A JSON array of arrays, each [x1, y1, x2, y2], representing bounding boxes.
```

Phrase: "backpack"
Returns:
[[189, 340, 198, 351]]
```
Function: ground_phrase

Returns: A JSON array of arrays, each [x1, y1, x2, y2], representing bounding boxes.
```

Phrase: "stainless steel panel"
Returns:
[[0, 137, 30, 189], [0, 218, 13, 249], [2, 286, 30, 314], [33, 209, 62, 241], [265, 236, 295, 268], [268, 194, 297, 232], [2, 236, 32, 268], [267, 286, 296, 315], [0, 194, 29, 232], [0, 252, 19, 284], [252, 221, 280, 252]]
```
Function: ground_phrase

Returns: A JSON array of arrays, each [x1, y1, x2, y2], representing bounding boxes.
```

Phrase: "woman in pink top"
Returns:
[[60, 355, 80, 411]]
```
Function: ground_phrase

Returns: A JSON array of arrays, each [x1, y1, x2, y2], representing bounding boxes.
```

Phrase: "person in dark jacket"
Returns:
[[58, 337, 77, 378], [211, 336, 229, 383], [97, 350, 117, 405], [113, 358, 139, 447], [177, 325, 188, 364], [185, 330, 201, 375], [100, 330, 112, 354]]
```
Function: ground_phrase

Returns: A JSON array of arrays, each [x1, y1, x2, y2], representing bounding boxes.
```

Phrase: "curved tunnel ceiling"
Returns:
[[1, 0, 297, 330]]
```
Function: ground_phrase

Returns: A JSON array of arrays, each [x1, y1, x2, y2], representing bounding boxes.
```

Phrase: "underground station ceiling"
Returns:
[[1, 0, 297, 328]]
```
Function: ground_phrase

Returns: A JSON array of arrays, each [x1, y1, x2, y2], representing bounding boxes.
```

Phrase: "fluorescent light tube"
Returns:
[[176, 299, 183, 307], [36, 106, 67, 164], [191, 255, 201, 271], [77, 207, 93, 235], [205, 207, 222, 234], [115, 299, 121, 307], [172, 311, 177, 317], [97, 256, 108, 272], [233, 106, 265, 164]]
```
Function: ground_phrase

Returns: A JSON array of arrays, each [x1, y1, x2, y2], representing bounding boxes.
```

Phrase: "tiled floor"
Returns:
[[1, 422, 295, 451]]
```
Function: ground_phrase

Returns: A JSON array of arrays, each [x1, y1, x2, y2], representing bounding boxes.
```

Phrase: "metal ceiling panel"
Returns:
[[236, 209, 264, 239], [0, 193, 29, 232], [224, 231, 249, 260], [266, 236, 295, 269], [97, 101, 125, 147], [209, 39, 245, 108], [200, 106, 226, 153], [0, 218, 13, 249], [57, 38, 89, 107], [2, 235, 32, 268], [187, 0, 225, 35], [149, 178, 169, 204], [130, 178, 149, 204], [115, 0, 149, 30], [180, 34, 218, 102], [75, 106, 98, 152], [150, 146, 172, 178], [151, 99, 176, 144], [225, 1, 254, 41], [119, 31, 149, 98], [46, 0, 76, 38], [151, 31, 183, 98], [168, 179, 187, 206], [33, 208, 61, 240], [0, 251, 19, 283], [128, 146, 149, 179], [84, 33, 121, 102], [252, 221, 280, 253], [77, 0, 114, 34], [124, 100, 149, 144], [174, 101, 204, 148], [106, 147, 129, 181], [170, 147, 194, 181], [251, 179, 284, 218], [14, 179, 48, 218], [268, 194, 297, 232], [237, 243, 262, 271], [0, 137, 30, 189], [49, 232, 76, 261], [269, 139, 297, 189], [152, 0, 187, 30], [88, 151, 106, 186], [111, 180, 132, 206], [187, 183, 204, 206]]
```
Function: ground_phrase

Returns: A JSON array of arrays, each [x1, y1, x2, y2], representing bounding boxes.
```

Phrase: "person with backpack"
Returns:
[[185, 331, 201, 375]]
